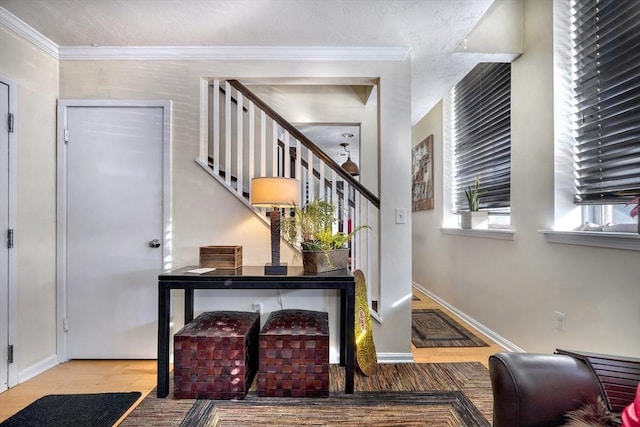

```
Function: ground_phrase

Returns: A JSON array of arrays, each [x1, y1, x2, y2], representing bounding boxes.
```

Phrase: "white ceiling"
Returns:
[[296, 123, 361, 170], [0, 0, 498, 125]]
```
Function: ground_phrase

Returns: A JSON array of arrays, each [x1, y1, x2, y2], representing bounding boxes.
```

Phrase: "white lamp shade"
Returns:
[[251, 177, 300, 207]]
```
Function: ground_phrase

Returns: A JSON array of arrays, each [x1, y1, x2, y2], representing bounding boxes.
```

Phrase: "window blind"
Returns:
[[451, 62, 511, 212], [572, 0, 640, 204]]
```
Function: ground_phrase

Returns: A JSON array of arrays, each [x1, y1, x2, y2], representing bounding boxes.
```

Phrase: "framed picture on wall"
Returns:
[[412, 134, 434, 211]]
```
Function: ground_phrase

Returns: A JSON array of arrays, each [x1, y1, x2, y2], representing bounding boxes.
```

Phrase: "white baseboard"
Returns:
[[17, 354, 59, 384], [413, 282, 525, 354], [376, 352, 415, 363]]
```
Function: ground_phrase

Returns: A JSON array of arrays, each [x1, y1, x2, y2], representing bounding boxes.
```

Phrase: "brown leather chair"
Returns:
[[489, 349, 640, 427]]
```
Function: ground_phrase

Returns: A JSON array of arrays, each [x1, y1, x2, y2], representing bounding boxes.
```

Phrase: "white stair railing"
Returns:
[[198, 79, 382, 315]]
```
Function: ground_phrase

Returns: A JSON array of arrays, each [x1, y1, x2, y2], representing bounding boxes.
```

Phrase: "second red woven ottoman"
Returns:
[[258, 309, 329, 397]]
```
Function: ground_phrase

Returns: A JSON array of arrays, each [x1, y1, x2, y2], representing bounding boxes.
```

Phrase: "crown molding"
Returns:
[[58, 45, 409, 61], [0, 7, 58, 59], [1, 6, 408, 63]]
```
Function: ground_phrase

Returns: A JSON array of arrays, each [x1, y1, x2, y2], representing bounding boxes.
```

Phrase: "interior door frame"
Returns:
[[0, 73, 18, 390], [56, 99, 171, 362]]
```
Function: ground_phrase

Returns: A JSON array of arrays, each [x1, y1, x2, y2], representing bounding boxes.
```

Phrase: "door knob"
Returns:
[[148, 239, 161, 248]]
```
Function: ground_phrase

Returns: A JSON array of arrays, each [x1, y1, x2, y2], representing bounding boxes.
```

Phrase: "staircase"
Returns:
[[196, 79, 381, 315]]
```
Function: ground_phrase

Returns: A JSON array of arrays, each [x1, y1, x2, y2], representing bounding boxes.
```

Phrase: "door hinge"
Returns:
[[8, 345, 13, 364], [64, 128, 69, 143], [7, 113, 14, 133], [7, 229, 13, 249], [63, 318, 69, 332]]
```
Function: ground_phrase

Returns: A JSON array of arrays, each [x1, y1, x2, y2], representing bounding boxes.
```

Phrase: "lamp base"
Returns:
[[264, 263, 288, 275]]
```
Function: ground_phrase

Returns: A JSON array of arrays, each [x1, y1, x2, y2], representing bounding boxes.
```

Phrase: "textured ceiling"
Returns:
[[0, 0, 496, 124]]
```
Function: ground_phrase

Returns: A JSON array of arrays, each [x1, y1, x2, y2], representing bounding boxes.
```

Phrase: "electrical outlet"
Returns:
[[555, 311, 566, 331], [253, 302, 263, 314]]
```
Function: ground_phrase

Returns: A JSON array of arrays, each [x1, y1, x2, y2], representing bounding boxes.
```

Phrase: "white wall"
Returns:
[[0, 27, 58, 371], [59, 58, 413, 360], [412, 0, 640, 358], [0, 15, 413, 374]]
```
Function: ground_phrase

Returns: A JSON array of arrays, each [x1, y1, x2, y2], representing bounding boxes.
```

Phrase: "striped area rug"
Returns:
[[412, 309, 489, 348], [122, 362, 492, 426]]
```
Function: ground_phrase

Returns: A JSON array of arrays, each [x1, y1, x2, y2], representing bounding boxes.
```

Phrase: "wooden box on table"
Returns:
[[199, 245, 242, 269]]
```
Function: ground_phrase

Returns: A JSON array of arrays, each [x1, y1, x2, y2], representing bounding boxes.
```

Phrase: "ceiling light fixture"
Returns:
[[340, 142, 359, 177]]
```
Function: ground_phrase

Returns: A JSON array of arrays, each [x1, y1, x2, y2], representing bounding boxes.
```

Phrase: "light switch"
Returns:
[[395, 208, 406, 224]]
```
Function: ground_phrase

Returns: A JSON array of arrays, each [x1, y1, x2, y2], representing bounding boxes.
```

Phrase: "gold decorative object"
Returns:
[[354, 269, 377, 376]]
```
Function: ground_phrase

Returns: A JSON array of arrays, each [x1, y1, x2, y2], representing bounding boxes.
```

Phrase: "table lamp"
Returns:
[[251, 177, 300, 274]]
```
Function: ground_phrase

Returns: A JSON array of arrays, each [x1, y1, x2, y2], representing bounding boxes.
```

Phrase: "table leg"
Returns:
[[345, 285, 355, 394], [339, 288, 346, 366], [157, 284, 171, 398], [185, 289, 194, 323]]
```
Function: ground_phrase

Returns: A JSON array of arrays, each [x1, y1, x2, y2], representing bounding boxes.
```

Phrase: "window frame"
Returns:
[[443, 62, 512, 231], [547, 0, 640, 250]]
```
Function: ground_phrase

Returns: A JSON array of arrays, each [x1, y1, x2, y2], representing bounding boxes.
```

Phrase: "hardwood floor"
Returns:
[[0, 288, 505, 424], [411, 287, 506, 367]]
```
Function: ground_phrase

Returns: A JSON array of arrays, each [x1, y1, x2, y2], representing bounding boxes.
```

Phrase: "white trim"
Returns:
[[439, 227, 516, 240], [0, 73, 19, 389], [6, 75, 17, 389], [413, 282, 525, 353], [540, 229, 640, 251], [0, 4, 408, 64], [55, 102, 67, 363], [370, 309, 383, 324], [198, 79, 208, 164], [58, 45, 410, 61], [56, 99, 172, 361], [0, 6, 409, 64], [376, 353, 415, 363], [17, 355, 58, 384], [0, 7, 59, 59]]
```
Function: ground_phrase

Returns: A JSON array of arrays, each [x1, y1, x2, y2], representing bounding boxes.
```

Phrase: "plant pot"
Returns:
[[461, 211, 488, 229], [302, 248, 349, 273]]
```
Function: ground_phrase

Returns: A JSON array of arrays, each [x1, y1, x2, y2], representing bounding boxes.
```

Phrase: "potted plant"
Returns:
[[615, 189, 640, 234], [461, 176, 488, 229], [281, 199, 369, 273], [630, 196, 640, 234], [624, 192, 640, 234]]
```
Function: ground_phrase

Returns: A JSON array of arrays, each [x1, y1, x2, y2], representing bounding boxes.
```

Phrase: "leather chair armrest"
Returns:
[[489, 352, 602, 427]]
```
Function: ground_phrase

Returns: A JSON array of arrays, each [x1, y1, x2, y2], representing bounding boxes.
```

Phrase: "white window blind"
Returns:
[[572, 0, 640, 204], [451, 62, 511, 212]]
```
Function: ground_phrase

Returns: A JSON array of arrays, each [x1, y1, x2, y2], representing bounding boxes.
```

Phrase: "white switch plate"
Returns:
[[395, 208, 406, 224]]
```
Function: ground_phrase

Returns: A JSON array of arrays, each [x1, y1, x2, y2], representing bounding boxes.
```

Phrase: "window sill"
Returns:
[[540, 230, 640, 251], [440, 227, 516, 240]]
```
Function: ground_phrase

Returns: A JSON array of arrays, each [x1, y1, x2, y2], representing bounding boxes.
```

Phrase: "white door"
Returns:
[[0, 74, 17, 392], [58, 100, 170, 359]]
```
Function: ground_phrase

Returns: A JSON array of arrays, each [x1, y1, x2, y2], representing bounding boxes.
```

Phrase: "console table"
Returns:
[[157, 265, 356, 397]]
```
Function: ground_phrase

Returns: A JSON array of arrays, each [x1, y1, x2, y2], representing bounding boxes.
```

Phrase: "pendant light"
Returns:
[[340, 140, 360, 177]]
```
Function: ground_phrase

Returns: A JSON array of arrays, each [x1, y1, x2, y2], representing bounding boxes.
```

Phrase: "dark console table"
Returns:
[[157, 265, 356, 397]]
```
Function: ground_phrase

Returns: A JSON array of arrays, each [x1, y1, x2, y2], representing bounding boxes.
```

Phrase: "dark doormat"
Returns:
[[0, 391, 141, 427], [412, 309, 489, 348]]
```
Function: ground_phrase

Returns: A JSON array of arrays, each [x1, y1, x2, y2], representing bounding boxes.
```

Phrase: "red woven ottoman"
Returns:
[[173, 311, 259, 399], [258, 309, 329, 397]]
